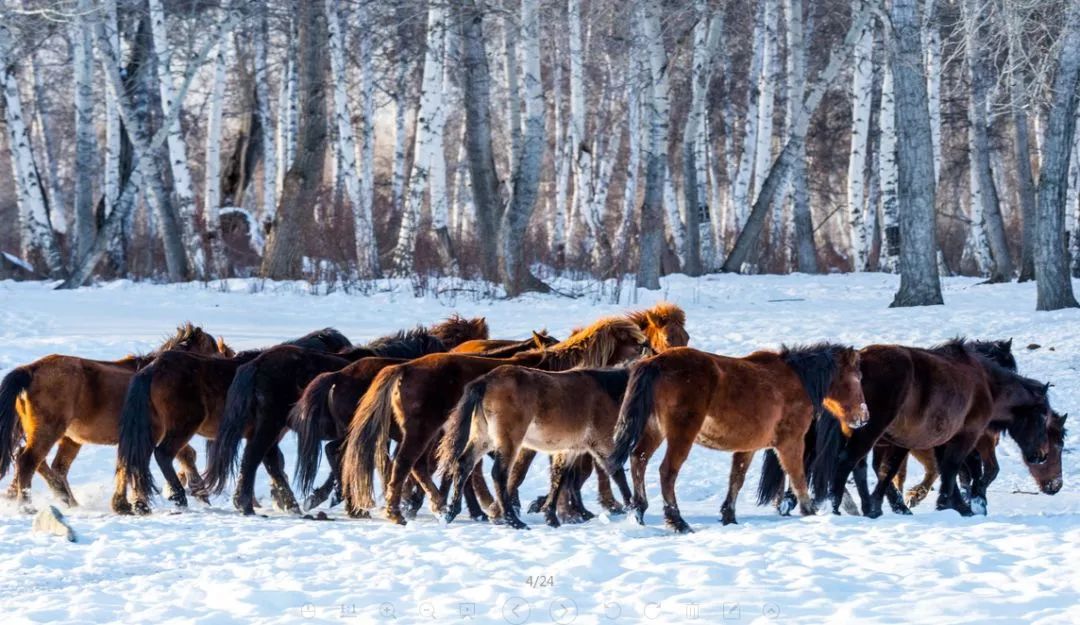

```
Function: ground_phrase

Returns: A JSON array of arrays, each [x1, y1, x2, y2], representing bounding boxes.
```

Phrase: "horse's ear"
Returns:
[[532, 331, 546, 349], [1043, 382, 1052, 395], [645, 311, 660, 327], [216, 336, 229, 354], [1004, 338, 1013, 350]]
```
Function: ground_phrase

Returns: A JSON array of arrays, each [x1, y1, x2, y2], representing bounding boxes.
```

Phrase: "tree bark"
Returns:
[[785, 0, 817, 273], [889, 0, 944, 307], [72, 0, 97, 263], [253, 3, 276, 241], [637, 0, 671, 290], [261, 0, 330, 279], [204, 13, 228, 277], [1034, 0, 1080, 310], [847, 4, 873, 271]]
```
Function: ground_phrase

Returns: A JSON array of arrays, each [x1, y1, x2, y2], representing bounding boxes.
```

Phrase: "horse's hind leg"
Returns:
[[444, 442, 486, 524], [866, 444, 910, 518], [383, 430, 433, 525], [507, 448, 536, 515], [775, 434, 817, 518], [877, 449, 913, 515], [590, 449, 631, 512], [48, 437, 81, 507], [176, 445, 210, 505], [933, 438, 976, 517], [152, 436, 198, 513], [490, 447, 528, 530], [541, 455, 572, 528], [658, 423, 696, 534], [904, 448, 938, 508], [720, 451, 755, 525], [463, 465, 490, 521], [10, 429, 60, 512], [629, 423, 662, 525], [261, 443, 302, 515], [594, 463, 623, 514]]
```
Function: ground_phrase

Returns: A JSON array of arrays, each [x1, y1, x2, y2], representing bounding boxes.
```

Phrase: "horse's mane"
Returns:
[[359, 327, 447, 359], [531, 317, 645, 369], [626, 302, 686, 328], [429, 315, 489, 348], [779, 343, 855, 416], [284, 328, 353, 352], [156, 322, 205, 353]]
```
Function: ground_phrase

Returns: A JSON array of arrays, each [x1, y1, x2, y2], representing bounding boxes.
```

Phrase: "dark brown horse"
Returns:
[[0, 323, 227, 510], [341, 316, 650, 524], [289, 333, 550, 511], [809, 340, 1056, 518], [202, 317, 488, 515], [110, 328, 353, 514], [606, 344, 868, 533]]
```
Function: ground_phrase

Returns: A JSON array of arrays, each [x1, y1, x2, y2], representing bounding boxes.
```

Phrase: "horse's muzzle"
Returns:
[[847, 404, 870, 429], [1040, 477, 1062, 495]]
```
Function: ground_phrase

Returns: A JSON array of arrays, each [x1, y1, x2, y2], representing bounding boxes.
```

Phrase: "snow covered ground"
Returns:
[[0, 273, 1077, 625]]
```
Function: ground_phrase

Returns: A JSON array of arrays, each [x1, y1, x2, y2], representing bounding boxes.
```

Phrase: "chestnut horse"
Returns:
[[341, 316, 650, 524], [202, 317, 488, 515], [110, 328, 352, 514], [812, 340, 1056, 518], [0, 323, 227, 509], [606, 344, 868, 533], [506, 303, 690, 521], [289, 333, 552, 511]]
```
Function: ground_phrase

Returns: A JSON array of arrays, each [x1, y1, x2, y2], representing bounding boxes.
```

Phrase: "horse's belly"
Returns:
[[521, 421, 582, 454], [694, 414, 773, 452], [67, 419, 119, 445]]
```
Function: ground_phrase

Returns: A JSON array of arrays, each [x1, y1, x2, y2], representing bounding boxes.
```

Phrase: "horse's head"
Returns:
[[531, 330, 559, 350], [1028, 410, 1066, 495], [432, 315, 490, 348], [1002, 380, 1053, 467], [629, 303, 689, 353], [971, 338, 1016, 371], [160, 323, 222, 355], [823, 348, 869, 430], [555, 317, 650, 368]]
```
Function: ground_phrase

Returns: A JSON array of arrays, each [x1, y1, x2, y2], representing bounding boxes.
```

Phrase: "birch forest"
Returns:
[[2, 0, 1080, 308]]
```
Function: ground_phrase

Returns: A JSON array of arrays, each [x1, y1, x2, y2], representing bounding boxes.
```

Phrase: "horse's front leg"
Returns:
[[866, 443, 909, 518], [934, 436, 977, 517]]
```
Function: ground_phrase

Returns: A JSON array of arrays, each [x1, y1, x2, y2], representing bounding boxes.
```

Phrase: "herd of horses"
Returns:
[[0, 303, 1066, 533]]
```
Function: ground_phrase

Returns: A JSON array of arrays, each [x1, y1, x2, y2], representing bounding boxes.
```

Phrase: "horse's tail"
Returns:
[[116, 365, 159, 497], [342, 366, 401, 512], [0, 367, 31, 479], [809, 411, 844, 503], [437, 379, 486, 476], [290, 372, 337, 495], [203, 363, 258, 495], [607, 360, 661, 474], [756, 449, 787, 506]]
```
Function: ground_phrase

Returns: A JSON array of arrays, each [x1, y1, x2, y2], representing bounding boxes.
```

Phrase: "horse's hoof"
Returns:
[[113, 504, 133, 516], [470, 511, 489, 523], [545, 515, 561, 528], [778, 494, 796, 516], [600, 499, 625, 515], [905, 486, 929, 508], [970, 497, 987, 516], [864, 506, 882, 519], [721, 515, 737, 526], [800, 504, 818, 517], [506, 518, 529, 530], [387, 511, 407, 526], [633, 508, 646, 526], [666, 518, 694, 534], [133, 501, 152, 516], [527, 496, 546, 515]]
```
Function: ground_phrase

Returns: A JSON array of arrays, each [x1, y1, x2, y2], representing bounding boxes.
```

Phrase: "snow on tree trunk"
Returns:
[[326, 0, 379, 278], [148, 0, 205, 279], [1, 24, 64, 277], [785, 0, 817, 273], [500, 0, 548, 296], [276, 23, 298, 205], [1034, 0, 1080, 310], [392, 3, 448, 275], [205, 22, 227, 277], [681, 0, 723, 276], [549, 36, 568, 265], [879, 63, 900, 274], [253, 3, 276, 234], [614, 41, 643, 274], [889, 0, 944, 307], [72, 0, 97, 262], [847, 7, 873, 272], [924, 0, 942, 184], [637, 0, 673, 289]]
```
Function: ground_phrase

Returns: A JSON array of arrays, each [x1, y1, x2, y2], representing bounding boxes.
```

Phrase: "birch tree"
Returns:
[[785, 0, 817, 273], [731, 1, 766, 232], [1, 22, 64, 277], [682, 0, 724, 276], [148, 0, 205, 278], [253, 3, 277, 234], [848, 6, 873, 271], [879, 62, 900, 273], [500, 0, 548, 295], [889, 0, 944, 307], [72, 0, 97, 262], [327, 0, 379, 278], [637, 0, 670, 289], [1034, 0, 1080, 310], [392, 3, 450, 275], [204, 18, 228, 277]]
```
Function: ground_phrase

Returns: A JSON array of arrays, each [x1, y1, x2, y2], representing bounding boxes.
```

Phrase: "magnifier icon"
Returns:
[[419, 603, 436, 619]]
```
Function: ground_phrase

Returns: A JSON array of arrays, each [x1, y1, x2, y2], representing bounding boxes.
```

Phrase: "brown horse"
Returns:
[[0, 323, 227, 510], [110, 328, 353, 514], [202, 317, 488, 515], [439, 368, 637, 529], [507, 303, 690, 520], [813, 340, 1056, 518], [606, 344, 868, 533], [341, 316, 649, 524], [289, 333, 551, 511]]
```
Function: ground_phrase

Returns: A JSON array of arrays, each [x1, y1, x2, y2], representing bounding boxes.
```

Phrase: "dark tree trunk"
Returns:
[[889, 0, 943, 307], [1014, 110, 1039, 282], [261, 0, 329, 279], [457, 1, 502, 282], [1034, 0, 1080, 310]]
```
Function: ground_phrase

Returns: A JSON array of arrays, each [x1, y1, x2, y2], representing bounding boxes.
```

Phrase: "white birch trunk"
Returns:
[[390, 51, 411, 220], [614, 56, 643, 271], [847, 10, 873, 271], [503, 14, 522, 175], [253, 4, 276, 230], [204, 25, 227, 277], [25, 43, 65, 236], [358, 1, 379, 277], [101, 0, 122, 257], [567, 0, 596, 258], [549, 35, 569, 262], [392, 3, 448, 275], [1065, 113, 1080, 275], [276, 24, 298, 204], [753, 0, 778, 206], [924, 0, 943, 184], [731, 1, 766, 230], [879, 62, 900, 273], [1, 25, 63, 276], [326, 0, 379, 278], [72, 0, 97, 261], [148, 0, 205, 278]]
